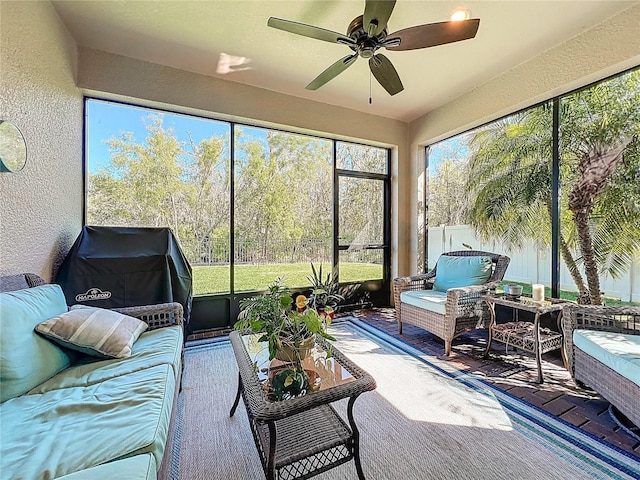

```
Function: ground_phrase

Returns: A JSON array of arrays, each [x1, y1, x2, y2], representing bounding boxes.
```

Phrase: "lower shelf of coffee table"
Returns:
[[246, 402, 354, 480]]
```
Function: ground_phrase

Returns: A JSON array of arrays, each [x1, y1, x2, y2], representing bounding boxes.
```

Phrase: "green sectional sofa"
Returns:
[[0, 279, 184, 480]]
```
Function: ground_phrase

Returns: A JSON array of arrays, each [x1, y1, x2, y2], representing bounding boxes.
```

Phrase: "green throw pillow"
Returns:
[[432, 255, 493, 292], [35, 306, 147, 359]]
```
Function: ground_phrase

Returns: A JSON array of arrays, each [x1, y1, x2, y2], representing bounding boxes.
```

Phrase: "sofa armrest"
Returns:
[[561, 304, 640, 375], [112, 302, 184, 331], [0, 273, 46, 292]]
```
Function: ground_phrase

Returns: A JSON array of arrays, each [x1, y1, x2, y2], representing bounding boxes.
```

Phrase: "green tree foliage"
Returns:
[[428, 157, 470, 226], [233, 128, 333, 261], [466, 69, 640, 304], [88, 118, 185, 230], [336, 143, 386, 247], [88, 119, 337, 265], [88, 114, 387, 288]]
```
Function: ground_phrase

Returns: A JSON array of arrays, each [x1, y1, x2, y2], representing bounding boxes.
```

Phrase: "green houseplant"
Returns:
[[235, 278, 336, 363], [307, 263, 344, 318]]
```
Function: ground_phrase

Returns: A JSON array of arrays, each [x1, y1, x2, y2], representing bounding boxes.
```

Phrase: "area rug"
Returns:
[[170, 318, 640, 480]]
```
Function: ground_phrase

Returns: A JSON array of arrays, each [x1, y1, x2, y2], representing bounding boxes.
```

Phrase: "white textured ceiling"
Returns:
[[52, 0, 636, 122]]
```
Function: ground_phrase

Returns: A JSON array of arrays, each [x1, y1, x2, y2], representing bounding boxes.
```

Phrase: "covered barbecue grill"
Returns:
[[56, 226, 192, 333]]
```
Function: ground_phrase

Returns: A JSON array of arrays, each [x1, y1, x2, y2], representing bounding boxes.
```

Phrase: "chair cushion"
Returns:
[[0, 285, 76, 402], [400, 290, 448, 315], [53, 454, 156, 480], [433, 255, 492, 292], [29, 326, 183, 394], [35, 305, 147, 359], [573, 329, 640, 387], [0, 364, 175, 480]]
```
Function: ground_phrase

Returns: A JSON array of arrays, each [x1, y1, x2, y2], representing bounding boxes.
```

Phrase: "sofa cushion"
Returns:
[[400, 290, 448, 315], [573, 329, 640, 387], [0, 364, 176, 480], [35, 306, 147, 359], [54, 454, 157, 480], [433, 255, 492, 292], [0, 284, 76, 402], [29, 326, 183, 394]]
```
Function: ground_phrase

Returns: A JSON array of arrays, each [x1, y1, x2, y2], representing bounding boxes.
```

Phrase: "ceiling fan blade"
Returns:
[[306, 54, 359, 90], [386, 18, 480, 51], [268, 17, 355, 45], [363, 0, 396, 37], [369, 54, 403, 96]]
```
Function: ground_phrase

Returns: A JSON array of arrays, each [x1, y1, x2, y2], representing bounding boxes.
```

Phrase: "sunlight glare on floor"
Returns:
[[331, 326, 514, 430]]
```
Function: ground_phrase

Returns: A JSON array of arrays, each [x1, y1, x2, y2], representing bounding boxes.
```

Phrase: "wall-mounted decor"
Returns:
[[0, 120, 27, 172]]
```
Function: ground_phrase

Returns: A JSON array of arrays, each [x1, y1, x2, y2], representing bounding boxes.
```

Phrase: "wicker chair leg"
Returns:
[[445, 340, 452, 356], [398, 320, 403, 335]]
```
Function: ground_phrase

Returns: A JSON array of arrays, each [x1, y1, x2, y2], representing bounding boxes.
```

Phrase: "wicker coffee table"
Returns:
[[481, 294, 571, 383], [229, 331, 377, 480]]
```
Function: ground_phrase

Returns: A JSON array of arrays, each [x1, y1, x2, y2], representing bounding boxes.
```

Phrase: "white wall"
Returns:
[[0, 1, 83, 281], [405, 4, 640, 277]]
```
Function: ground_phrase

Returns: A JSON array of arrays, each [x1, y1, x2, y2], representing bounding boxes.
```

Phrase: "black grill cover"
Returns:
[[56, 226, 192, 333]]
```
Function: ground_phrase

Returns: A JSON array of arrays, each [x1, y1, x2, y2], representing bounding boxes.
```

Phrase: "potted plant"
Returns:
[[235, 278, 336, 363], [307, 263, 344, 319]]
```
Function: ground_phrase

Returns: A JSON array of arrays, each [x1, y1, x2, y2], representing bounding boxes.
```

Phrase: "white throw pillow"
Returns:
[[35, 306, 147, 359]]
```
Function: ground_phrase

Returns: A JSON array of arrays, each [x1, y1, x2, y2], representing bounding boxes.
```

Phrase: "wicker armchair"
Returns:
[[562, 305, 640, 428], [393, 250, 510, 356]]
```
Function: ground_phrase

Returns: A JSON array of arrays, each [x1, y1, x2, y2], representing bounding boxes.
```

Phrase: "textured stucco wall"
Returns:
[[400, 4, 640, 277], [0, 1, 83, 281]]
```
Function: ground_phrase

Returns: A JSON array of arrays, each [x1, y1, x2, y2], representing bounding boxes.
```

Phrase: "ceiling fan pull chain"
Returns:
[[369, 70, 373, 104]]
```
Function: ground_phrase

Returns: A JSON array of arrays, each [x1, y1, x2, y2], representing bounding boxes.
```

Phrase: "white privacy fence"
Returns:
[[427, 225, 640, 303]]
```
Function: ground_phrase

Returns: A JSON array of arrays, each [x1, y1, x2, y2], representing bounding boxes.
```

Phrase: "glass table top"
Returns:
[[240, 334, 355, 401]]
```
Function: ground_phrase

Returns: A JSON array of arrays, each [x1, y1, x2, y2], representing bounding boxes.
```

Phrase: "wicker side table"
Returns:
[[481, 295, 571, 383], [229, 331, 376, 480]]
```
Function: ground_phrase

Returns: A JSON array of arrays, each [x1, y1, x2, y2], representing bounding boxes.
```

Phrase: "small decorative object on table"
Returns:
[[503, 284, 523, 300], [532, 283, 545, 304]]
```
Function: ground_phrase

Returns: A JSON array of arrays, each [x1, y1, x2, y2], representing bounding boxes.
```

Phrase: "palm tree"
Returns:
[[466, 70, 640, 304]]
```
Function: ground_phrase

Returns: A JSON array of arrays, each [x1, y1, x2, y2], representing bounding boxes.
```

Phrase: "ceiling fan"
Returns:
[[267, 0, 480, 96]]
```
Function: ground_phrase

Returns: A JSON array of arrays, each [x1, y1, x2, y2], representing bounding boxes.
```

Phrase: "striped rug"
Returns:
[[170, 318, 640, 480]]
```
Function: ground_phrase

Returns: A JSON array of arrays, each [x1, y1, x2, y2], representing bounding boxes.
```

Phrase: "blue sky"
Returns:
[[86, 99, 232, 173], [428, 135, 470, 174]]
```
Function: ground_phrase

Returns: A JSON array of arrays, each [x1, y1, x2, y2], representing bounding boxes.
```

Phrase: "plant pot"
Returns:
[[275, 335, 316, 362]]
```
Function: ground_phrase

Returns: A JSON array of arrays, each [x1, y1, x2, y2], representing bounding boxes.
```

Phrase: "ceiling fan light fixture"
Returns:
[[268, 1, 481, 97], [450, 9, 471, 22]]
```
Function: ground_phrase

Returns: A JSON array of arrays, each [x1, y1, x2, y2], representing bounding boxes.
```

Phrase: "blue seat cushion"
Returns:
[[0, 285, 77, 402], [400, 290, 448, 315], [53, 454, 156, 480], [0, 364, 175, 480], [29, 326, 183, 394], [573, 329, 640, 387], [432, 255, 492, 292]]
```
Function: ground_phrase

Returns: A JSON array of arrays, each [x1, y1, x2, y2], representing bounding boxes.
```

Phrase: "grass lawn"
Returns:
[[193, 262, 382, 295], [192, 267, 637, 306]]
